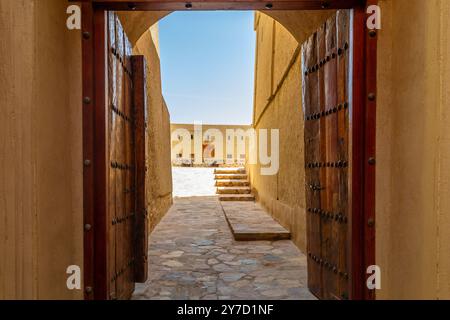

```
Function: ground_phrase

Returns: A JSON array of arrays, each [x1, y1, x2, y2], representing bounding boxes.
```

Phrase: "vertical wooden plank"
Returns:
[[336, 9, 350, 300], [302, 33, 321, 298], [132, 56, 149, 283], [364, 0, 378, 301], [114, 13, 125, 299], [107, 10, 117, 300], [93, 8, 109, 300], [350, 2, 377, 300], [316, 21, 329, 299], [325, 15, 339, 299], [350, 6, 366, 300], [302, 37, 314, 296], [123, 34, 135, 299], [81, 2, 95, 300]]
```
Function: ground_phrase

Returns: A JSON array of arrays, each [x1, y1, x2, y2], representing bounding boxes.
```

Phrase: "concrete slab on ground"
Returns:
[[221, 201, 291, 241]]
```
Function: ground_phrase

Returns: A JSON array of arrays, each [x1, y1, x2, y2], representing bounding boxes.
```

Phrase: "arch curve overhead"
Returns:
[[118, 10, 336, 47], [118, 11, 171, 46], [261, 10, 336, 43]]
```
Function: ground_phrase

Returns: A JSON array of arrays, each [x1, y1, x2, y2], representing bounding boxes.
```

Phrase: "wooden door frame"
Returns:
[[77, 0, 377, 300], [351, 1, 377, 300]]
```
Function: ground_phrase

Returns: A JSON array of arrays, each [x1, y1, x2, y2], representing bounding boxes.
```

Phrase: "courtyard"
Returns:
[[172, 167, 216, 197]]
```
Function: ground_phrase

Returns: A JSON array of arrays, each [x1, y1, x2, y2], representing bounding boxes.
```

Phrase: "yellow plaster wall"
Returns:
[[253, 15, 275, 123], [376, 0, 450, 299], [118, 11, 170, 46], [133, 26, 173, 233], [249, 12, 334, 253], [170, 123, 252, 165], [0, 0, 83, 299]]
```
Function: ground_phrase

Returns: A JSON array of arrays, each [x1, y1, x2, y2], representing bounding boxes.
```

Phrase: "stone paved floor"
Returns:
[[132, 196, 315, 300]]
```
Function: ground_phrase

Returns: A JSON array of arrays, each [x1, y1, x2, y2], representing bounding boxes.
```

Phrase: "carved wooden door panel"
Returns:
[[302, 10, 350, 300], [107, 12, 148, 300]]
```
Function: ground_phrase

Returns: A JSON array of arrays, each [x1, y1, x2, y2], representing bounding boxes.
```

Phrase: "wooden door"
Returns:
[[83, 0, 375, 302], [107, 12, 148, 300], [302, 10, 351, 300]]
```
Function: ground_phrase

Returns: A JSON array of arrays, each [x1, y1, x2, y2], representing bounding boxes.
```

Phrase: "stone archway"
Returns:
[[116, 10, 335, 47]]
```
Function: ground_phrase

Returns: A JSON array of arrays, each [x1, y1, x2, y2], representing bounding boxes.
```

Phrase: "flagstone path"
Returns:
[[132, 196, 315, 300]]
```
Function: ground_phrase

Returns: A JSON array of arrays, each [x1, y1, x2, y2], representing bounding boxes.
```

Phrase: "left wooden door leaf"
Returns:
[[107, 11, 148, 300]]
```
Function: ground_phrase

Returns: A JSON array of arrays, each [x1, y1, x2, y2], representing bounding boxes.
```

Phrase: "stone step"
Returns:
[[221, 202, 291, 241], [219, 194, 255, 202], [215, 179, 250, 187], [214, 168, 246, 174], [214, 174, 248, 180], [216, 186, 252, 194]]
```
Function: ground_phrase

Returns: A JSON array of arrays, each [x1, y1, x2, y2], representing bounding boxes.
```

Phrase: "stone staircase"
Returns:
[[215, 168, 290, 241], [214, 167, 255, 201]]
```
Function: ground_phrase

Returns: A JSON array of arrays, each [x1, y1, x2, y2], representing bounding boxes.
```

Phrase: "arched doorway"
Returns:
[[78, 0, 377, 300]]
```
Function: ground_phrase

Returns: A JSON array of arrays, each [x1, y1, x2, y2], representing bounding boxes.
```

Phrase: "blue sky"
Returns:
[[158, 11, 256, 125]]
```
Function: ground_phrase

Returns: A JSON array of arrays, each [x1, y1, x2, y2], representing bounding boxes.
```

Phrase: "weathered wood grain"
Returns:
[[303, 10, 350, 300], [132, 56, 148, 283]]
